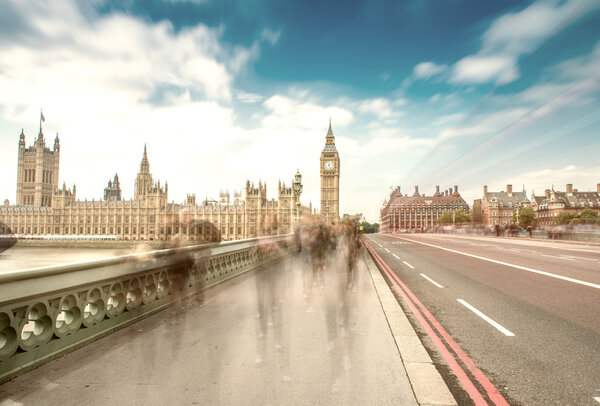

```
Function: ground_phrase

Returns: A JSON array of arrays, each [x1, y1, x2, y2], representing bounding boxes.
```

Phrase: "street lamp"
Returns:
[[452, 211, 456, 225], [292, 169, 303, 224], [325, 202, 330, 223]]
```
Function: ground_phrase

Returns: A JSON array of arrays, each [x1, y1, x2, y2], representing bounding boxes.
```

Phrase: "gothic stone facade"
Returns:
[[380, 185, 470, 232], [1, 130, 300, 241], [320, 120, 340, 221]]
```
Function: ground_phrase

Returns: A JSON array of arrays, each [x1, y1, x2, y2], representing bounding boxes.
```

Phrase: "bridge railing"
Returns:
[[0, 235, 295, 383]]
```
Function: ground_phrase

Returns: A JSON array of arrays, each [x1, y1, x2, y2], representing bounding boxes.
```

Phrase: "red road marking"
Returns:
[[365, 239, 509, 406]]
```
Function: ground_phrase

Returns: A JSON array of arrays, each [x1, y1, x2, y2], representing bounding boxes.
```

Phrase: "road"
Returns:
[[364, 233, 600, 406]]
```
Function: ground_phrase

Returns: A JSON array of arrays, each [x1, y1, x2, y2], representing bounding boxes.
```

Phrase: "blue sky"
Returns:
[[0, 0, 599, 221]]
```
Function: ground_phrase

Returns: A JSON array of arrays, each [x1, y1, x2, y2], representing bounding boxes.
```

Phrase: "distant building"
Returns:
[[472, 199, 483, 223], [16, 126, 60, 207], [482, 184, 530, 226], [103, 174, 122, 201], [380, 185, 469, 232], [320, 120, 340, 221], [1, 122, 309, 241], [530, 184, 600, 226]]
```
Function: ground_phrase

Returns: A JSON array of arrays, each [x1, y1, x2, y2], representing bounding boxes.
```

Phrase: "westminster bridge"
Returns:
[[0, 236, 456, 406]]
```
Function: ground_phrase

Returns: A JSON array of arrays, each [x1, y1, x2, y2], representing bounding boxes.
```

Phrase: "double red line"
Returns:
[[364, 239, 509, 406]]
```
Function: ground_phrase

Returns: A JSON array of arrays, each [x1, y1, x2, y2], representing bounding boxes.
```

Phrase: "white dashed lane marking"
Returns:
[[402, 261, 414, 269], [420, 273, 443, 288], [457, 299, 515, 337], [396, 237, 600, 290]]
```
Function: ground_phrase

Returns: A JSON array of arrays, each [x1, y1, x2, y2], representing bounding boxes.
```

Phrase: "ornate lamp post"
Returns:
[[293, 169, 303, 223], [452, 211, 456, 225]]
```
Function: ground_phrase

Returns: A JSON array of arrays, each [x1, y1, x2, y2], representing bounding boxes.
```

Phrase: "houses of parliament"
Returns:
[[0, 119, 341, 241]]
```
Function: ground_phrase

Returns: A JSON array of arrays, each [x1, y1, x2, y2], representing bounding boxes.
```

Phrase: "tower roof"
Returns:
[[322, 119, 337, 152], [140, 144, 150, 172]]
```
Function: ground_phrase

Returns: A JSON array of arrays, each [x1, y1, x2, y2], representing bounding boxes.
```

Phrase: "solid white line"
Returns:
[[396, 237, 600, 290], [420, 273, 443, 288], [385, 248, 390, 253], [559, 255, 598, 262], [402, 261, 414, 269], [392, 254, 400, 260], [541, 254, 575, 261], [457, 299, 515, 337]]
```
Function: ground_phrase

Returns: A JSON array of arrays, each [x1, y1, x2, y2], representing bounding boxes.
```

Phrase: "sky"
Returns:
[[0, 0, 599, 222]]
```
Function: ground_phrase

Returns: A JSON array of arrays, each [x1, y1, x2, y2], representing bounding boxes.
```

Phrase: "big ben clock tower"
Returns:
[[320, 119, 340, 220]]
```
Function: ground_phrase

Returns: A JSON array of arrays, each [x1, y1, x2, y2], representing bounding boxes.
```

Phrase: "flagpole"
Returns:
[[39, 109, 42, 134]]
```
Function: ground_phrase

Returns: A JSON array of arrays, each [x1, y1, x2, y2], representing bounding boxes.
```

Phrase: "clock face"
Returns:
[[324, 160, 334, 170]]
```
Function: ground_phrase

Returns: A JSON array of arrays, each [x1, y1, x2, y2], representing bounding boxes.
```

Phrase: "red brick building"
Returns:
[[530, 184, 600, 226], [482, 184, 530, 226], [380, 185, 469, 232]]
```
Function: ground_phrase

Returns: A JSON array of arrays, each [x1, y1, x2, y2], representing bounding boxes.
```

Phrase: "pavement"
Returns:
[[365, 233, 600, 406], [0, 244, 455, 405]]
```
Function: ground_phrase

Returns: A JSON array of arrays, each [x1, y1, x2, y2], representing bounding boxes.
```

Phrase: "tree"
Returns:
[[453, 208, 471, 224], [553, 211, 577, 225], [516, 206, 538, 228], [437, 208, 471, 225], [579, 208, 599, 219], [437, 211, 454, 224], [359, 221, 379, 233]]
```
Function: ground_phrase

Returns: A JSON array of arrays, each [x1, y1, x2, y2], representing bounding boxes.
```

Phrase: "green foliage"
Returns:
[[580, 208, 599, 218], [516, 206, 538, 228], [436, 208, 471, 224], [359, 221, 380, 233], [552, 209, 600, 225], [437, 211, 454, 224], [553, 212, 577, 225]]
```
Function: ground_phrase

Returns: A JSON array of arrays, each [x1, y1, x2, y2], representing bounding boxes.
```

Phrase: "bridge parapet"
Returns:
[[0, 235, 295, 382]]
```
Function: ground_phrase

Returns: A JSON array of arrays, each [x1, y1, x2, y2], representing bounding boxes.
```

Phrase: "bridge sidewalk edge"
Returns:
[[361, 246, 457, 406]]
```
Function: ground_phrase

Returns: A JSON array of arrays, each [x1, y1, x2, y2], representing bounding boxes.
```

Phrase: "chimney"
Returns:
[[445, 190, 448, 196], [483, 185, 488, 195], [454, 185, 459, 195], [506, 184, 512, 196], [435, 185, 440, 195], [545, 189, 551, 198], [413, 186, 419, 196], [566, 184, 573, 194], [597, 183, 600, 193]]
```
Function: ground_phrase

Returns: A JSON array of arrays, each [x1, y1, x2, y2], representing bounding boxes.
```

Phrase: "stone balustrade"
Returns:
[[0, 235, 295, 383]]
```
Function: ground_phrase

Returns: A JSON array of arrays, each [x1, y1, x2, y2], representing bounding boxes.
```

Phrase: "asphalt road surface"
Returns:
[[364, 233, 600, 406]]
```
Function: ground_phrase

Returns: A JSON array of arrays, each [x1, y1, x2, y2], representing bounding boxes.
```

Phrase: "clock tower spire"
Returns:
[[320, 119, 340, 221]]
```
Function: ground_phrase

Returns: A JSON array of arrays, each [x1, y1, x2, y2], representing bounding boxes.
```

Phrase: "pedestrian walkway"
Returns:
[[0, 247, 450, 405]]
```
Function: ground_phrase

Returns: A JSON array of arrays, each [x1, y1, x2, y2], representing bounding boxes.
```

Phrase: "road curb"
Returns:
[[362, 247, 457, 406]]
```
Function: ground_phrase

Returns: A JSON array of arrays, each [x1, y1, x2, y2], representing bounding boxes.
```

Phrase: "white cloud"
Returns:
[[450, 0, 597, 84], [452, 55, 518, 84], [261, 95, 353, 130], [438, 108, 528, 140], [357, 98, 403, 121], [236, 90, 264, 103], [413, 62, 448, 79], [431, 113, 463, 127], [261, 28, 281, 46]]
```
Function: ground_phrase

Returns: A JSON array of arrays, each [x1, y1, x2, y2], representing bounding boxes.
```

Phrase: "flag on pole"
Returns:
[[41, 111, 45, 122]]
